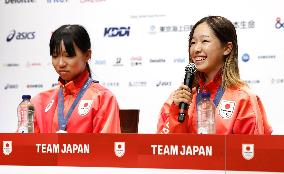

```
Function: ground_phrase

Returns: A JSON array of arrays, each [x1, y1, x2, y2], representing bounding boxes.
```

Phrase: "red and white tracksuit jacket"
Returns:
[[157, 75, 272, 135], [31, 70, 121, 133]]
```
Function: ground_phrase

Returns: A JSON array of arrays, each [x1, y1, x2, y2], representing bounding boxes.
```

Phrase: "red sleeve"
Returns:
[[253, 95, 272, 134], [33, 113, 40, 133], [233, 93, 272, 135], [157, 93, 190, 134], [92, 91, 121, 133]]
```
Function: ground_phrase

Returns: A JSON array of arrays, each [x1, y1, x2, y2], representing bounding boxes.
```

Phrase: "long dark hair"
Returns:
[[49, 24, 92, 78], [188, 16, 245, 89]]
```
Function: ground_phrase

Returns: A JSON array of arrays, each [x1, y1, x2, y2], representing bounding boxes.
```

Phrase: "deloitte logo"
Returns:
[[242, 53, 250, 62], [5, 0, 35, 4]]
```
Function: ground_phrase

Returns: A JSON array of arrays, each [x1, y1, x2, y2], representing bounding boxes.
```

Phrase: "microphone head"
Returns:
[[185, 63, 197, 75]]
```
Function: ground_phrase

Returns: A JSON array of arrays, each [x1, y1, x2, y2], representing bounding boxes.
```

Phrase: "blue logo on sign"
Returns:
[[104, 27, 130, 37], [95, 59, 106, 65], [242, 53, 250, 62]]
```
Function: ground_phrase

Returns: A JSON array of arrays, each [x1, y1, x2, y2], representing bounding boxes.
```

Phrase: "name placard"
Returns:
[[0, 134, 283, 172]]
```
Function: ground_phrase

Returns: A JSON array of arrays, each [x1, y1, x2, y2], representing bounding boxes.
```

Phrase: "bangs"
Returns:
[[50, 31, 76, 57]]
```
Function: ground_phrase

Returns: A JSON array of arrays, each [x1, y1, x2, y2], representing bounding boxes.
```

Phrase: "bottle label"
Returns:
[[18, 99, 35, 133], [18, 107, 27, 123]]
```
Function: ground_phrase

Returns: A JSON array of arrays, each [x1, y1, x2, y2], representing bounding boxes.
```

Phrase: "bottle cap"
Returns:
[[22, 95, 31, 100], [201, 92, 210, 98]]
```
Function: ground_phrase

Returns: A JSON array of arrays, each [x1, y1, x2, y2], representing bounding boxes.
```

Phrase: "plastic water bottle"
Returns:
[[197, 92, 216, 134], [17, 95, 34, 133]]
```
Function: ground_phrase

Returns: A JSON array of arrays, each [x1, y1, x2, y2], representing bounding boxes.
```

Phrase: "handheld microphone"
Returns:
[[178, 63, 197, 123]]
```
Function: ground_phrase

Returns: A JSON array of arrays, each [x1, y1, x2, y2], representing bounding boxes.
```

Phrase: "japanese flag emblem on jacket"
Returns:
[[78, 100, 93, 116], [219, 100, 236, 119]]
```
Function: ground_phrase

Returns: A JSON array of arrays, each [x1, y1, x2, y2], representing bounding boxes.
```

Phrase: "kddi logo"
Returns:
[[104, 26, 130, 37], [6, 30, 35, 42], [5, 0, 35, 4]]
